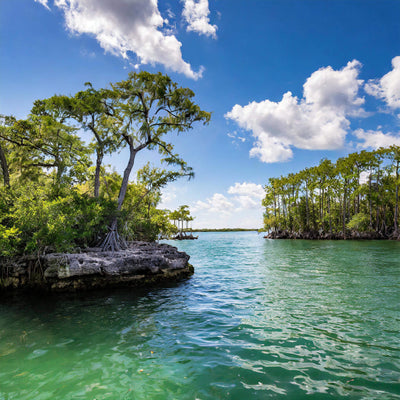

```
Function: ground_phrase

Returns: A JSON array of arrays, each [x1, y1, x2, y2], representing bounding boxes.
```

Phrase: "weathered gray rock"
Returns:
[[0, 242, 193, 292]]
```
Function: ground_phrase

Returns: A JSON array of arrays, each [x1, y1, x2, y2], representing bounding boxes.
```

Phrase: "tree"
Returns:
[[387, 145, 400, 236], [101, 71, 210, 251], [169, 205, 193, 237], [0, 113, 89, 189], [29, 99, 90, 188], [49, 86, 120, 197], [0, 115, 13, 187], [262, 146, 400, 239], [0, 72, 209, 257], [178, 205, 190, 234]]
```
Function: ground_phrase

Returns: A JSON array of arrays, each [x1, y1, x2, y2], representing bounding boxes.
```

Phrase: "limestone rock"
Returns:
[[0, 242, 193, 292]]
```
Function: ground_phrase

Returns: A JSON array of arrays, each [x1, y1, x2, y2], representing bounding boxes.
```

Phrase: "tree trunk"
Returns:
[[342, 180, 347, 239], [94, 148, 104, 198], [277, 195, 281, 230], [117, 144, 137, 211], [305, 184, 310, 230], [100, 218, 126, 252], [0, 143, 10, 187], [328, 195, 332, 235], [273, 189, 277, 232], [375, 168, 381, 232], [357, 166, 360, 214], [394, 161, 399, 235], [102, 143, 136, 251], [320, 186, 323, 226], [368, 173, 373, 229], [382, 206, 387, 235]]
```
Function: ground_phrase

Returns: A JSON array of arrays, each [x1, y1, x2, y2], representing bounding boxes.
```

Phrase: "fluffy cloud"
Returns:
[[365, 56, 400, 110], [227, 182, 264, 209], [228, 182, 264, 198], [189, 182, 264, 228], [303, 60, 365, 113], [40, 0, 203, 79], [354, 129, 400, 149], [34, 0, 50, 9], [193, 183, 264, 214], [182, 0, 217, 38], [192, 193, 234, 214], [225, 60, 365, 162]]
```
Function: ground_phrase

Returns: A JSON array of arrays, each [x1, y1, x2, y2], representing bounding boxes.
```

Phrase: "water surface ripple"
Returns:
[[1, 232, 399, 399]]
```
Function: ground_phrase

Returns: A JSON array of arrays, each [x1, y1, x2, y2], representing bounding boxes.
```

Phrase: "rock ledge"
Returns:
[[0, 242, 193, 292]]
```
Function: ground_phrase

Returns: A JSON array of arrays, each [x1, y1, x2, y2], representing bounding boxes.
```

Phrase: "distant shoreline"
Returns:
[[192, 228, 259, 232], [264, 230, 399, 241]]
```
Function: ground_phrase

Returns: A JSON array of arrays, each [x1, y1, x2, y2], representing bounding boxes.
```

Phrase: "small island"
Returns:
[[0, 72, 210, 292], [168, 205, 198, 240], [262, 147, 400, 240]]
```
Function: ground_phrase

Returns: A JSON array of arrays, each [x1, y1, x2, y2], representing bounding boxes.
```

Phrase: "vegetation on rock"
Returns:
[[263, 147, 400, 239], [0, 72, 210, 256]]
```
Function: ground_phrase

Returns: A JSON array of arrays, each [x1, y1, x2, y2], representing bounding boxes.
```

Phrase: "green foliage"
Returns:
[[0, 184, 115, 255], [263, 147, 400, 237], [0, 71, 208, 254], [104, 71, 210, 213], [0, 225, 20, 257], [123, 208, 177, 242], [195, 228, 258, 232], [347, 213, 370, 232], [169, 205, 194, 235]]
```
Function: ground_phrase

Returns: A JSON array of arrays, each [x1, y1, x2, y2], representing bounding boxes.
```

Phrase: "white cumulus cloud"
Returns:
[[365, 56, 400, 110], [192, 193, 234, 214], [182, 0, 217, 38], [354, 129, 400, 149], [35, 0, 50, 9], [228, 182, 265, 210], [39, 0, 203, 79], [228, 182, 264, 199], [225, 60, 365, 163], [190, 182, 265, 228]]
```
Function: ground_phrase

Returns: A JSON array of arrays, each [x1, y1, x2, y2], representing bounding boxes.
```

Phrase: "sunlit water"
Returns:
[[1, 232, 400, 399]]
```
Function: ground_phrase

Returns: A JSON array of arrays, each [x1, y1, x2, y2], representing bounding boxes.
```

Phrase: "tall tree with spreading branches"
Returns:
[[101, 71, 210, 251]]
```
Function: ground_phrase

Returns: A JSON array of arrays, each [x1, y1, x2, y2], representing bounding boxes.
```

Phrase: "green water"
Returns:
[[1, 233, 400, 399]]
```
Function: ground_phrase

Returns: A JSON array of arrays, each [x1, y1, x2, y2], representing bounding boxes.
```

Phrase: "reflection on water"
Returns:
[[1, 233, 400, 399]]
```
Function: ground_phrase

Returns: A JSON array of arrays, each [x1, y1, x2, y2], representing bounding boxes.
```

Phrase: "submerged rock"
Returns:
[[0, 242, 193, 292]]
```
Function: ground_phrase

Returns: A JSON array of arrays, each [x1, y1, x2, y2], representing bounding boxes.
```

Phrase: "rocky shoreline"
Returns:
[[264, 230, 400, 240], [0, 242, 193, 292]]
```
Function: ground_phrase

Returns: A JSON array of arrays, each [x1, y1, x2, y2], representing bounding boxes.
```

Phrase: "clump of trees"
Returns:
[[168, 205, 196, 239], [0, 72, 210, 256], [263, 146, 400, 239], [169, 205, 194, 232]]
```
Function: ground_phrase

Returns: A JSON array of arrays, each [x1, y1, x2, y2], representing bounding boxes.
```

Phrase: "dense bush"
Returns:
[[0, 184, 115, 255]]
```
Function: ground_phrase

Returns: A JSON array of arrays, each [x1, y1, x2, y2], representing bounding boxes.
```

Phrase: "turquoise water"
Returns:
[[1, 232, 400, 399]]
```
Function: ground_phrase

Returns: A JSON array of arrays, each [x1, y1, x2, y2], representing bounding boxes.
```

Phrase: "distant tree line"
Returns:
[[0, 72, 210, 256], [195, 228, 258, 232], [263, 146, 400, 239]]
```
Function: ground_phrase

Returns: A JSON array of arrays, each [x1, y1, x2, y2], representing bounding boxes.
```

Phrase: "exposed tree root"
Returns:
[[101, 219, 127, 252]]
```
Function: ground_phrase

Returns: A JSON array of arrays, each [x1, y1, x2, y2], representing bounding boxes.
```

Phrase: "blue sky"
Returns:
[[1, 0, 400, 228]]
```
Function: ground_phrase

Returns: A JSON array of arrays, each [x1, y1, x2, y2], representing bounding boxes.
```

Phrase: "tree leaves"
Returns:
[[263, 147, 400, 237]]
